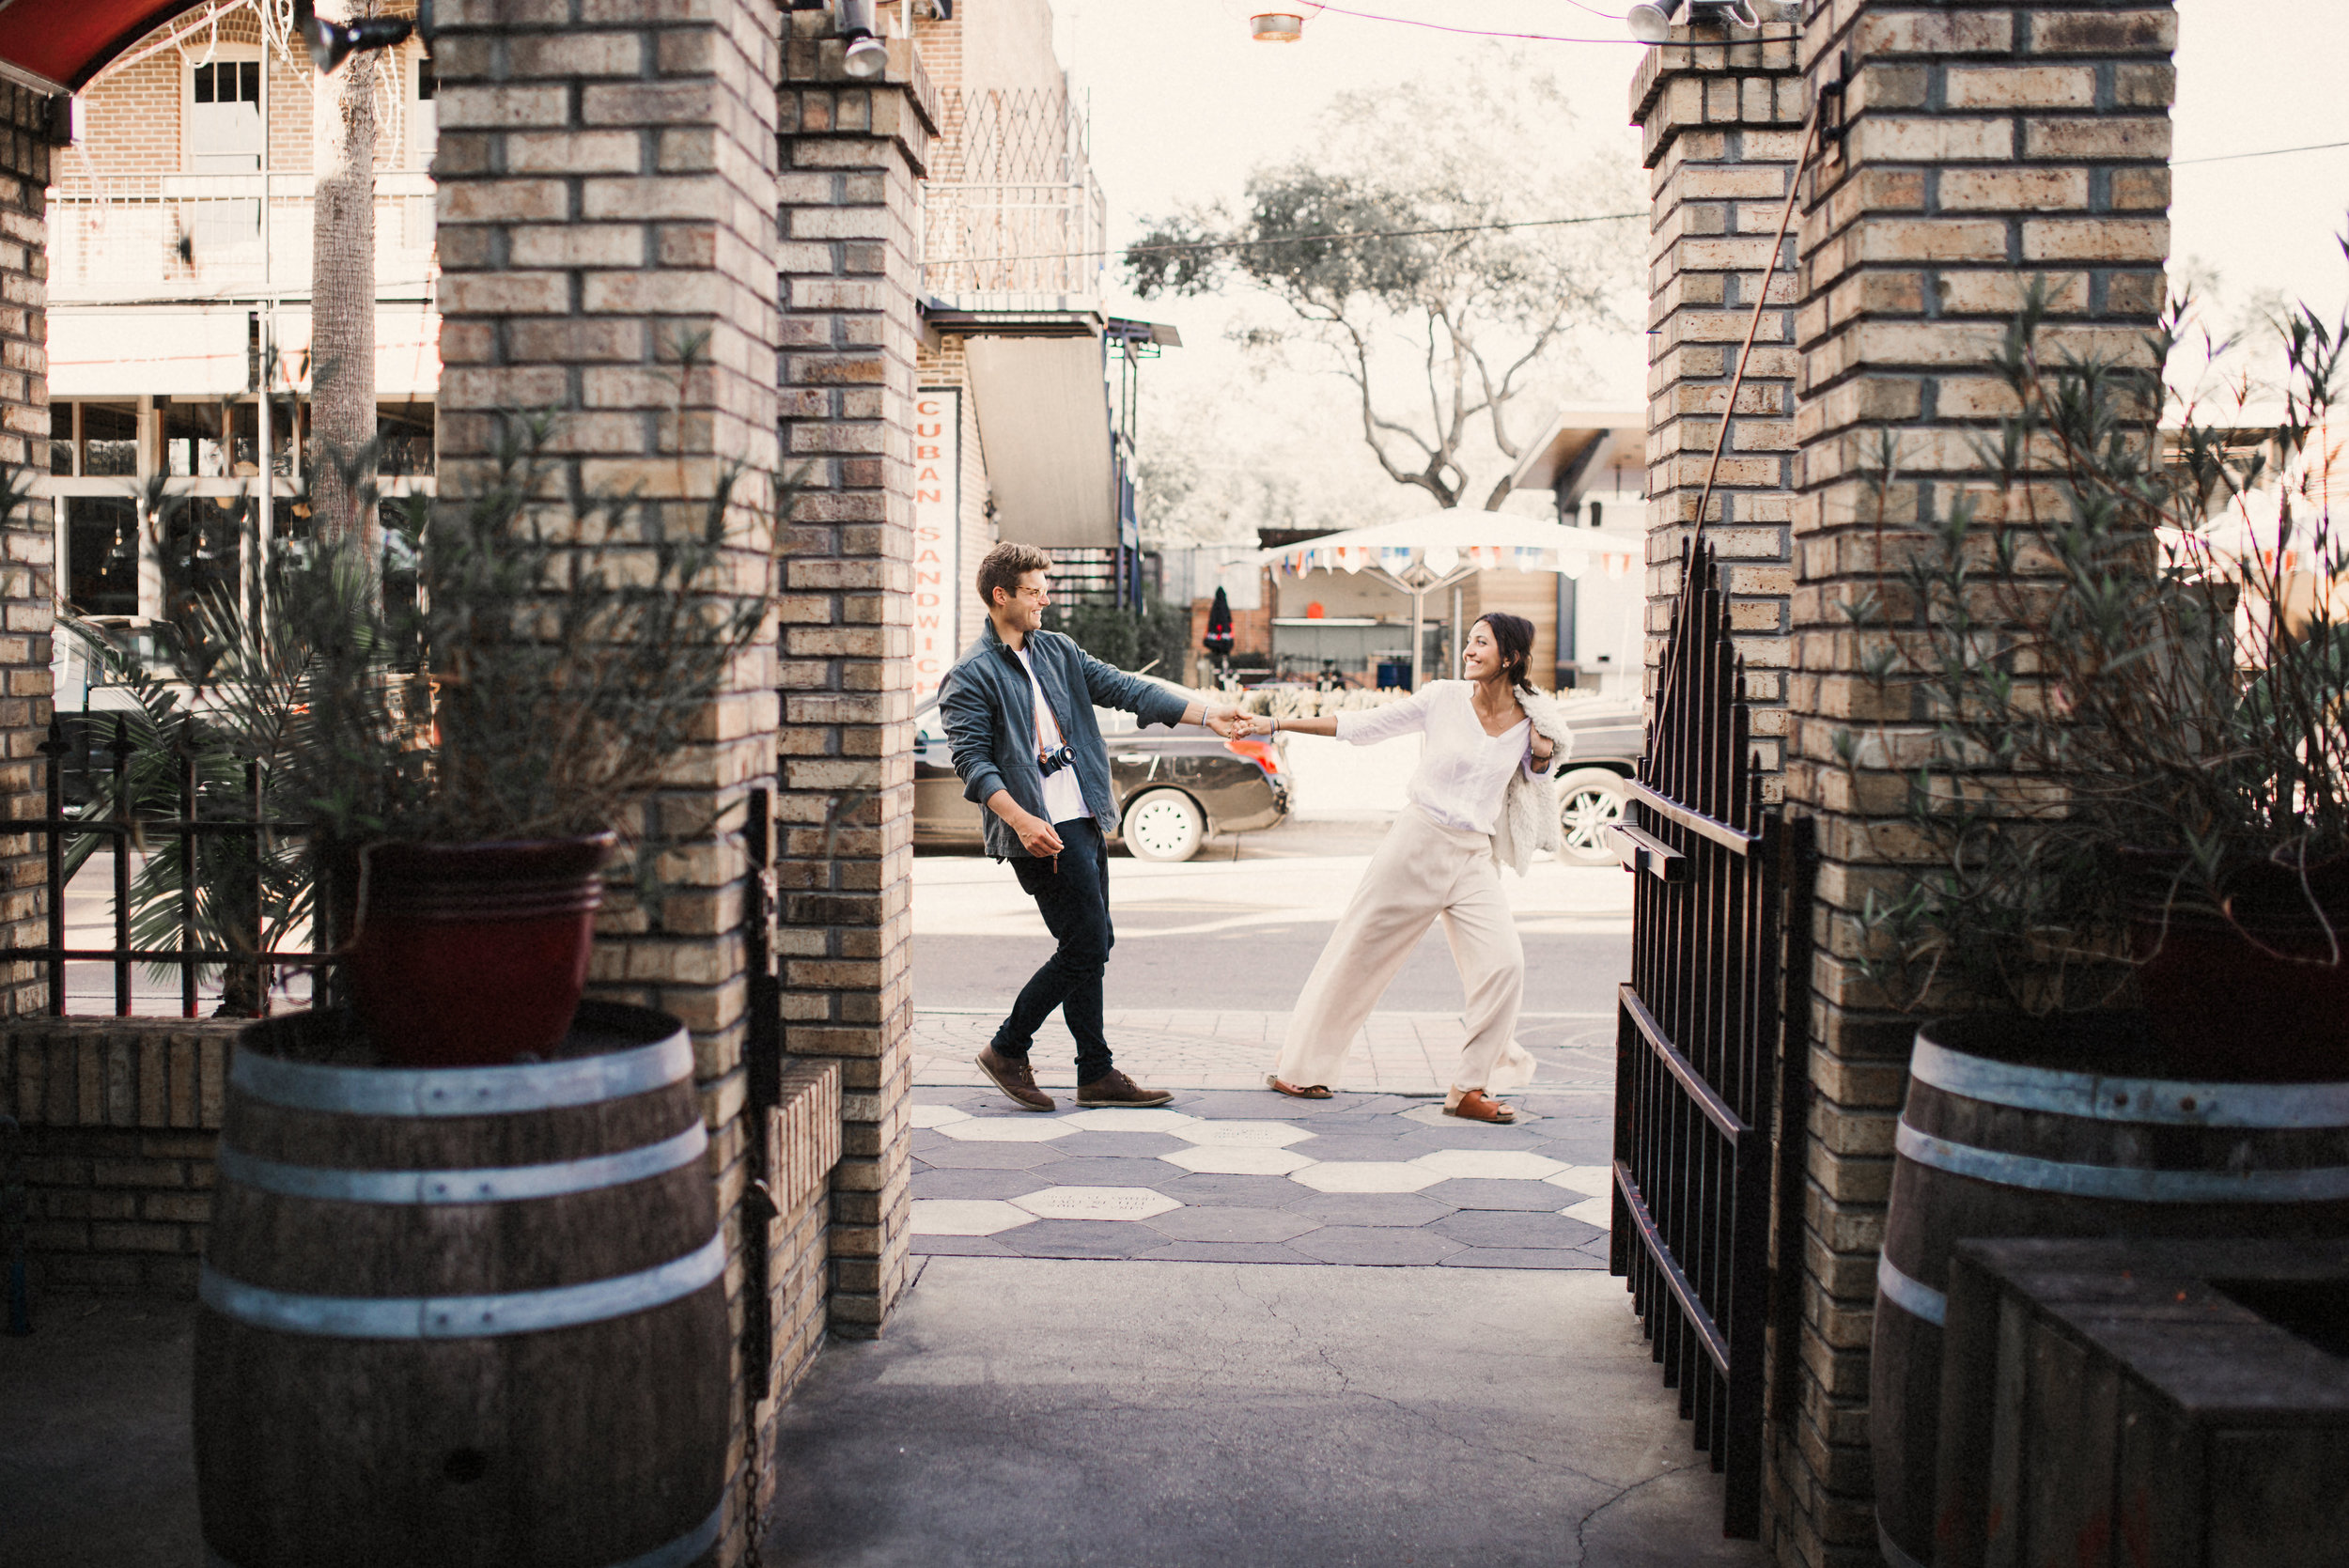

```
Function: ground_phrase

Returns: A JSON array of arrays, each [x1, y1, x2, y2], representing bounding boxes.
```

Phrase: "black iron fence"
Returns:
[[1608, 544, 1812, 1537], [3, 716, 334, 1017]]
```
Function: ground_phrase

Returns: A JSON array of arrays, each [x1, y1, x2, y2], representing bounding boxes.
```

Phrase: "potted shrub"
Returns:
[[1840, 282, 2349, 1079], [105, 413, 775, 1065], [1843, 278, 2349, 1568]]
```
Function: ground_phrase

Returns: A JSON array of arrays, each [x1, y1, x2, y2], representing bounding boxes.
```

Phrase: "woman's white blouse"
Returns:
[[1334, 681, 1536, 835]]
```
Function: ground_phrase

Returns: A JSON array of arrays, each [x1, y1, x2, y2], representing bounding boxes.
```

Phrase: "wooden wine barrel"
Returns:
[[194, 1001, 730, 1568], [1870, 1014, 2349, 1568]]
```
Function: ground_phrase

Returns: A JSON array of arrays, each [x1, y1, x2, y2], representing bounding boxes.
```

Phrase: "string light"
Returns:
[[1304, 4, 1638, 43], [2173, 138, 2349, 167]]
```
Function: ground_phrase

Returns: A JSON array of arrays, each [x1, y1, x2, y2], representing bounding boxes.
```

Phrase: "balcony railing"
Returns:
[[46, 173, 439, 303], [920, 89, 1106, 307]]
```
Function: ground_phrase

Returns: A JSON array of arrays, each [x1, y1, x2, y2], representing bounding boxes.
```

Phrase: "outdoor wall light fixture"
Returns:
[[297, 5, 416, 73], [1626, 0, 1763, 41], [1250, 10, 1306, 41], [834, 0, 890, 78]]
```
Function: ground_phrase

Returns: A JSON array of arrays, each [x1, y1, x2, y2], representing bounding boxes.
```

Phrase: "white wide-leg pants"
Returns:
[[1272, 805, 1537, 1094]]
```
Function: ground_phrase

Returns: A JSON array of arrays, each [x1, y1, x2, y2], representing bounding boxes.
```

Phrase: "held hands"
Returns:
[[1203, 708, 1248, 738]]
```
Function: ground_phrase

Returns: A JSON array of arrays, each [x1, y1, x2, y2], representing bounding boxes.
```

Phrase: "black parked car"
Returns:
[[913, 695, 1289, 862]]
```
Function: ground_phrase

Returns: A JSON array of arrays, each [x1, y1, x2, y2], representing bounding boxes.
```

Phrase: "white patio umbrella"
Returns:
[[1254, 509, 1646, 688]]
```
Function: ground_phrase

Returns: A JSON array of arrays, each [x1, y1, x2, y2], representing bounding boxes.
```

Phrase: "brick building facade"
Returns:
[[0, 0, 2190, 1562]]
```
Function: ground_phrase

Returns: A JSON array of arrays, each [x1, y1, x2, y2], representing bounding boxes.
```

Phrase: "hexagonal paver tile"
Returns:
[[910, 1167, 1051, 1202], [1010, 1186, 1182, 1222], [1423, 1177, 1570, 1212], [1285, 1135, 1421, 1162], [1142, 1241, 1315, 1265], [1289, 1161, 1443, 1194], [1042, 1156, 1192, 1188], [1044, 1131, 1190, 1158], [1057, 1108, 1198, 1133], [1432, 1210, 1605, 1250], [1440, 1248, 1603, 1271], [1158, 1144, 1316, 1176], [1289, 1225, 1464, 1265], [935, 1118, 1075, 1142], [910, 1199, 1034, 1237], [1543, 1164, 1615, 1198], [1560, 1195, 1612, 1229], [1170, 1120, 1315, 1149], [1143, 1205, 1319, 1244], [1167, 1091, 1315, 1120], [920, 1142, 1069, 1171], [997, 1219, 1169, 1259], [1156, 1172, 1311, 1208], [909, 1104, 970, 1129], [1410, 1149, 1567, 1182], [1284, 1190, 1455, 1228]]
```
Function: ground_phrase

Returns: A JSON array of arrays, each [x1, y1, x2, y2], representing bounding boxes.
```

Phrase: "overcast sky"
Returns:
[[1048, 0, 2349, 529]]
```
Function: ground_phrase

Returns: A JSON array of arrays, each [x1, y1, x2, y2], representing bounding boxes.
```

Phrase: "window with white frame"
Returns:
[[185, 53, 263, 174]]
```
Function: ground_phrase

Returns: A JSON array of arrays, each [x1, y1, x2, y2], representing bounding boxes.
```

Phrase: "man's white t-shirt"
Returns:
[[1015, 645, 1091, 825]]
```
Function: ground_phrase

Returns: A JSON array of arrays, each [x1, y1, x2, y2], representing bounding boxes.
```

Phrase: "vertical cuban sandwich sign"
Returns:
[[912, 389, 960, 705]]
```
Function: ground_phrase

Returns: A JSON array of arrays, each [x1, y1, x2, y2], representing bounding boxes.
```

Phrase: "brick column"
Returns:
[[1774, 6, 2175, 1566], [1633, 18, 1806, 783], [0, 83, 55, 1021], [775, 19, 933, 1338], [430, 1, 783, 1560]]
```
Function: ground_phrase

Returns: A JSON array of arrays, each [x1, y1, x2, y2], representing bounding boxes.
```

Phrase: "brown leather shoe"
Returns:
[[976, 1047, 1054, 1112], [1444, 1089, 1517, 1125], [1074, 1069, 1174, 1108]]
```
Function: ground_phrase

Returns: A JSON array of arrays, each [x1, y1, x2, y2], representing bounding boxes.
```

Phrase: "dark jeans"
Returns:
[[992, 818, 1115, 1083]]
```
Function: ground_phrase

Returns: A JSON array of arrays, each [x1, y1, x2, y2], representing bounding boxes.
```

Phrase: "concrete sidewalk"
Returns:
[[0, 1295, 203, 1567], [764, 1257, 1766, 1568]]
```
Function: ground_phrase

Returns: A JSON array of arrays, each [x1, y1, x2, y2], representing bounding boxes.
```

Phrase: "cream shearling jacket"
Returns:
[[1490, 691, 1577, 877]]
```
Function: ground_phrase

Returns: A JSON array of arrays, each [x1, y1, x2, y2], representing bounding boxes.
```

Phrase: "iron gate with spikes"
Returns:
[[1607, 543, 1812, 1539]]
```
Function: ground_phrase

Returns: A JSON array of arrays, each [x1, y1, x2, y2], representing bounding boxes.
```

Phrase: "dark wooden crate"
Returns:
[[1933, 1237, 2349, 1568]]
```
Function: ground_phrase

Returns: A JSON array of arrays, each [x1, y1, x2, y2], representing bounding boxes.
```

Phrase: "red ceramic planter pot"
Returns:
[[347, 832, 616, 1067], [2125, 850, 2349, 1081]]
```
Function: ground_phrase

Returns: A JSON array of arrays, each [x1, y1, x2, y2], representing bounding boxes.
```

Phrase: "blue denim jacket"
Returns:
[[940, 619, 1192, 859]]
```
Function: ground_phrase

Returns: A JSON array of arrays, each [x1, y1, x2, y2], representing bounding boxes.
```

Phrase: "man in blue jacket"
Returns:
[[941, 541, 1245, 1111]]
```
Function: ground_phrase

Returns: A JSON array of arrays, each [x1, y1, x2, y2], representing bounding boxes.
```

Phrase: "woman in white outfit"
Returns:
[[1241, 613, 1573, 1124]]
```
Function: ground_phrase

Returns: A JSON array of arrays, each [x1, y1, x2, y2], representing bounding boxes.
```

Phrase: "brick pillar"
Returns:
[[0, 84, 54, 1021], [775, 18, 933, 1338], [1633, 18, 1806, 784], [430, 1, 783, 1560], [1774, 6, 2175, 1566]]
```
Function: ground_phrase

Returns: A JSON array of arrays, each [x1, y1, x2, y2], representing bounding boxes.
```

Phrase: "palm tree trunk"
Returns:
[[309, 0, 381, 578]]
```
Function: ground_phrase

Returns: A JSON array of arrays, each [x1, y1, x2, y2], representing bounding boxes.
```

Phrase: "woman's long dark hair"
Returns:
[[1474, 613, 1538, 695]]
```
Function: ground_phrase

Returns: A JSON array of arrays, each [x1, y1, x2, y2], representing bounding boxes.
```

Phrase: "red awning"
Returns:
[[0, 0, 205, 90]]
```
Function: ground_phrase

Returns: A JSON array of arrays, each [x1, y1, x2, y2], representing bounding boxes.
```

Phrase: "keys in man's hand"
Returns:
[[1017, 813, 1065, 859]]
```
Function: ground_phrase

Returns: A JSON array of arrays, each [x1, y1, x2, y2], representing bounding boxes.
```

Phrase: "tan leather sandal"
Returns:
[[1444, 1089, 1517, 1124], [1267, 1076, 1333, 1100]]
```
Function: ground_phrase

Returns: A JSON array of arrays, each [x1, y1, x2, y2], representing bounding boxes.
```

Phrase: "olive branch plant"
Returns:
[[1830, 269, 2349, 1019], [44, 397, 794, 1013]]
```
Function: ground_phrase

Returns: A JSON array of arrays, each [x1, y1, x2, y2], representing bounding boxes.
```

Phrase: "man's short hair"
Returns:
[[977, 541, 1050, 609]]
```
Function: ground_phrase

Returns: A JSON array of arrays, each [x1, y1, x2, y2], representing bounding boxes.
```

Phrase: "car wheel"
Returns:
[[1555, 768, 1628, 866], [1122, 788, 1206, 863]]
